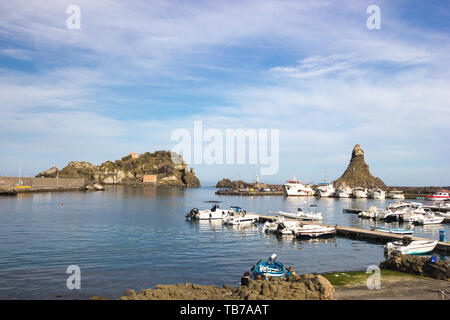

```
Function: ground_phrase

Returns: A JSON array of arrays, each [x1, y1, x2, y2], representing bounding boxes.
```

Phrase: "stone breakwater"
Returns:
[[380, 254, 449, 281], [90, 274, 334, 300]]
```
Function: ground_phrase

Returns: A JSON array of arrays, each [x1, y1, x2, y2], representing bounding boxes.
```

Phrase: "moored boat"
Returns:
[[251, 254, 286, 278], [369, 188, 386, 199], [370, 226, 414, 235], [283, 178, 315, 196], [223, 207, 259, 226], [352, 187, 368, 198], [276, 205, 323, 221], [316, 182, 335, 197], [336, 186, 353, 198], [387, 190, 405, 200], [384, 238, 438, 255], [425, 191, 450, 201], [185, 204, 230, 220], [292, 224, 336, 239]]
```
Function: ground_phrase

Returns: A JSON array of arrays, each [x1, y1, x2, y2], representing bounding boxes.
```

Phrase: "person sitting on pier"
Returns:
[[241, 272, 250, 286], [285, 266, 296, 280]]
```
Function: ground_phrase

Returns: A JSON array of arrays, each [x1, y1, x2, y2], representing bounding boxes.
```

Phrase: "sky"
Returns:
[[0, 0, 449, 186]]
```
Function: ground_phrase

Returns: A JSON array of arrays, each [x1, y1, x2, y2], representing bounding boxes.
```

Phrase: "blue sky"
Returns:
[[0, 0, 449, 186]]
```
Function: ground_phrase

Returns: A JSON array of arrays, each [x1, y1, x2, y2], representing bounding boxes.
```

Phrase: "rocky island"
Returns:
[[334, 144, 386, 188], [36, 151, 200, 188]]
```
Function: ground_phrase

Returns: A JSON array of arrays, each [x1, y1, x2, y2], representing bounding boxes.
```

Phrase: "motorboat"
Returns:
[[223, 206, 259, 226], [276, 205, 323, 221], [425, 191, 450, 201], [369, 188, 386, 199], [387, 190, 405, 199], [336, 186, 353, 198], [316, 182, 335, 197], [370, 226, 414, 235], [185, 204, 230, 220], [384, 238, 438, 255], [283, 178, 315, 196], [412, 210, 445, 225], [380, 202, 426, 222], [292, 224, 336, 239], [358, 206, 380, 219], [352, 187, 368, 198], [251, 253, 286, 278], [262, 217, 300, 236]]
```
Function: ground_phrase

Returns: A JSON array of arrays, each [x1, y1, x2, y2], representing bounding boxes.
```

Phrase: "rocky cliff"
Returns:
[[334, 144, 386, 188], [36, 151, 200, 188]]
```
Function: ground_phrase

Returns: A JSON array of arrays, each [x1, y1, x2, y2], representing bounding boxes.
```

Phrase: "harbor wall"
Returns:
[[0, 176, 86, 192]]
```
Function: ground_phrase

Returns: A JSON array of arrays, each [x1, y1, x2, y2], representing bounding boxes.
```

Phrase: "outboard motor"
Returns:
[[186, 208, 199, 219]]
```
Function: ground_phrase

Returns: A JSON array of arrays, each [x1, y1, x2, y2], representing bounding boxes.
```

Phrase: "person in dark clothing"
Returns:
[[241, 272, 250, 286]]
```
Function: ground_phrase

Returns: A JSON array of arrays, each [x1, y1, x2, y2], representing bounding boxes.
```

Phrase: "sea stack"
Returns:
[[333, 144, 386, 188]]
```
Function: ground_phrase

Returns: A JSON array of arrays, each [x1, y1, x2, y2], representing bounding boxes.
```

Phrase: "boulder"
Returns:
[[380, 253, 449, 281], [216, 178, 233, 188]]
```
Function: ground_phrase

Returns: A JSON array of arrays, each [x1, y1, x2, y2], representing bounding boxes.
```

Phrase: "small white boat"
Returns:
[[223, 206, 258, 225], [369, 188, 386, 199], [276, 205, 323, 221], [353, 187, 368, 198], [185, 204, 230, 220], [292, 224, 336, 239], [387, 190, 405, 200], [384, 239, 438, 255], [262, 218, 299, 236], [336, 186, 352, 198], [370, 226, 414, 235], [412, 210, 445, 225], [358, 206, 380, 219]]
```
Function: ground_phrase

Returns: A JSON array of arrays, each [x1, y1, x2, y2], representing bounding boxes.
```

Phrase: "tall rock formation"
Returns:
[[333, 144, 386, 188], [36, 151, 200, 188]]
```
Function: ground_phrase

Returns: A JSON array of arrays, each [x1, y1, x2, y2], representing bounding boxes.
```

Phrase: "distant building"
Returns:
[[129, 152, 139, 159], [143, 175, 157, 183]]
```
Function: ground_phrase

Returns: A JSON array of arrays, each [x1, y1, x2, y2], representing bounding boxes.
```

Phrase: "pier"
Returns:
[[254, 214, 450, 254]]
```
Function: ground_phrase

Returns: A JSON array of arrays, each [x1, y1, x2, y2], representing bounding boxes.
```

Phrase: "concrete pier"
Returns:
[[254, 214, 450, 254]]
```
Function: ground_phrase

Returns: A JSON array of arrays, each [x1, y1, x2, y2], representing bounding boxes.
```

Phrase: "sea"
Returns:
[[0, 186, 447, 299]]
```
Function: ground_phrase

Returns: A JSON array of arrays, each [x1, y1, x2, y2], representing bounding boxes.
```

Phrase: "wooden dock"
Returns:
[[254, 214, 450, 254]]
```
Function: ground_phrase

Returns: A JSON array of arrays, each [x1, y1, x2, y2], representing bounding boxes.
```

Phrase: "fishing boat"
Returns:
[[370, 226, 414, 235], [251, 254, 286, 278], [316, 182, 335, 197], [185, 204, 230, 220], [276, 205, 322, 220], [352, 187, 368, 198], [336, 186, 353, 198], [223, 206, 259, 226], [292, 224, 336, 239], [387, 190, 405, 200], [384, 238, 438, 255], [425, 191, 450, 201], [369, 188, 386, 199], [283, 178, 315, 196]]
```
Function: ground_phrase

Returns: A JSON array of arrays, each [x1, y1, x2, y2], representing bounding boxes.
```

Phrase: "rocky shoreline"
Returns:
[[91, 274, 335, 300], [90, 255, 448, 301]]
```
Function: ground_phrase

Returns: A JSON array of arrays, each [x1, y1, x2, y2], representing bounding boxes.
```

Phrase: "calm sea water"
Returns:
[[0, 186, 447, 299]]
